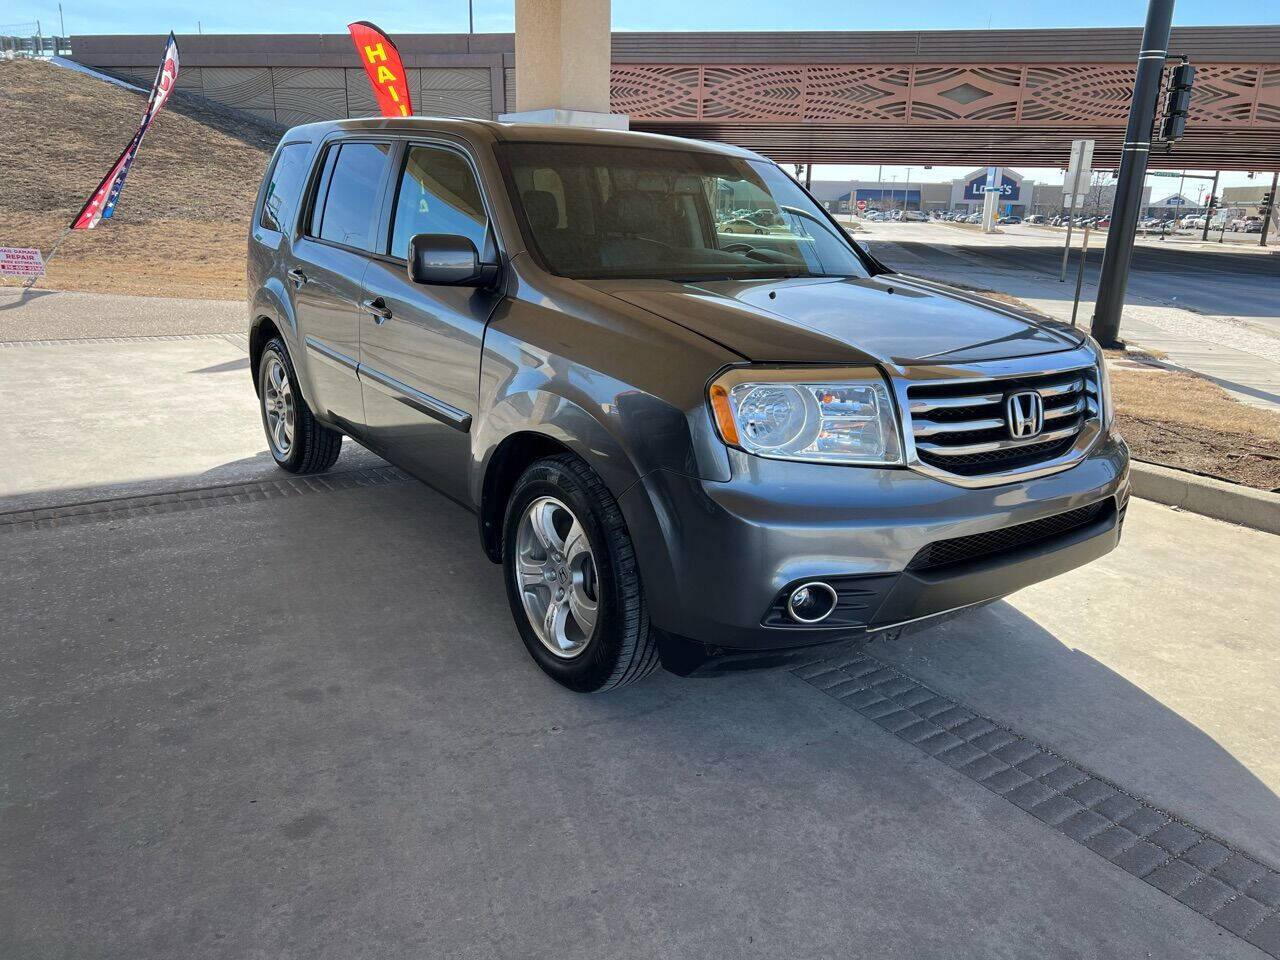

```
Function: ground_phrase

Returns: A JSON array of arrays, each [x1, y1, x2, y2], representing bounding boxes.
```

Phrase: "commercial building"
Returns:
[[1221, 184, 1275, 217], [810, 169, 1039, 217]]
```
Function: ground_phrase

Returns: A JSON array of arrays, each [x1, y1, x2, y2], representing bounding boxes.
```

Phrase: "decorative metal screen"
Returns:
[[611, 62, 1280, 129]]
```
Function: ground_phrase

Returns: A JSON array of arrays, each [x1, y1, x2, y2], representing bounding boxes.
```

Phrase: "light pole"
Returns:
[[906, 167, 913, 211], [1091, 0, 1175, 346], [1201, 170, 1219, 241]]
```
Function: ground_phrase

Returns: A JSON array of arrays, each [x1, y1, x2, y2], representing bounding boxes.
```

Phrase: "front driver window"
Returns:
[[389, 145, 488, 260]]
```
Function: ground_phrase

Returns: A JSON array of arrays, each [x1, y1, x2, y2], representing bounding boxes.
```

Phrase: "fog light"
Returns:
[[786, 582, 838, 624]]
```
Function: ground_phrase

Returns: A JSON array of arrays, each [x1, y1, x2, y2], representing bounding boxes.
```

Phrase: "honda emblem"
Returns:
[[1006, 391, 1044, 439]]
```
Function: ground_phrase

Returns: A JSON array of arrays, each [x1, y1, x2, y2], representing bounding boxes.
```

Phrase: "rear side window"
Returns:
[[309, 141, 391, 252], [388, 145, 488, 260], [259, 142, 310, 233]]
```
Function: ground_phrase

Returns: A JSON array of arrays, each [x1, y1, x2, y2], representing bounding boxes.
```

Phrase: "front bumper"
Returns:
[[617, 432, 1129, 673]]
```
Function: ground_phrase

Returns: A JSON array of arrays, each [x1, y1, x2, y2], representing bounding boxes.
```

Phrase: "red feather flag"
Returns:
[[347, 22, 413, 118], [71, 32, 180, 230]]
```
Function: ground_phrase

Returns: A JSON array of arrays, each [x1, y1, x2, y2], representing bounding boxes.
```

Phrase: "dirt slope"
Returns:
[[0, 58, 281, 299]]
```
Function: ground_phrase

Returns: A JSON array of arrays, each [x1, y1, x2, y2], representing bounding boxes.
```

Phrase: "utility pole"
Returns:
[[876, 164, 884, 212], [469, 0, 474, 34], [58, 4, 64, 39], [1262, 171, 1278, 248], [1091, 0, 1175, 347], [1200, 170, 1218, 241]]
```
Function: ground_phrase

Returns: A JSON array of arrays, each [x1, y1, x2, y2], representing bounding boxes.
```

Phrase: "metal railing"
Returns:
[[0, 24, 72, 60]]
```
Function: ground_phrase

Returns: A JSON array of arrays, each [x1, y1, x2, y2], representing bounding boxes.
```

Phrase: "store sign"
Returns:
[[963, 172, 1019, 201], [0, 247, 45, 277]]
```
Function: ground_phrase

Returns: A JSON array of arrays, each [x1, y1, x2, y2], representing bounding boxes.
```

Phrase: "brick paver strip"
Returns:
[[793, 650, 1280, 957], [0, 333, 240, 348], [0, 466, 414, 536]]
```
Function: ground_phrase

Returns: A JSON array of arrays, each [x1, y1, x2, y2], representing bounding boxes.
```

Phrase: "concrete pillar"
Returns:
[[501, 0, 627, 129]]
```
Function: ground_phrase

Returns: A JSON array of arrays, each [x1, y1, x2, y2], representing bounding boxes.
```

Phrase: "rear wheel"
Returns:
[[257, 337, 342, 474], [502, 454, 659, 692]]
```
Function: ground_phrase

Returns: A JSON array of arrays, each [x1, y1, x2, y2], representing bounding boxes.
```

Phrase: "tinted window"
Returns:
[[313, 142, 390, 251], [260, 142, 309, 232], [389, 146, 488, 259]]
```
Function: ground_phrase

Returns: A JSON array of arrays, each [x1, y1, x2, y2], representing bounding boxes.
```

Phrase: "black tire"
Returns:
[[257, 337, 342, 474], [501, 454, 659, 692]]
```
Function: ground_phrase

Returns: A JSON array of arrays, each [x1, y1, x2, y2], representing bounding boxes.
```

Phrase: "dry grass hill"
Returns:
[[0, 58, 282, 299]]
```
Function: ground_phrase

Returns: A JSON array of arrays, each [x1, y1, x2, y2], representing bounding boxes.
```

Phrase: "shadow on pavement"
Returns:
[[192, 356, 252, 375], [0, 471, 1272, 958], [0, 288, 58, 312]]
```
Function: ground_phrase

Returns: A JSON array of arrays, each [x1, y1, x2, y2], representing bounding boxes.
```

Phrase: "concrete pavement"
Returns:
[[0, 334, 382, 512], [0, 288, 244, 341]]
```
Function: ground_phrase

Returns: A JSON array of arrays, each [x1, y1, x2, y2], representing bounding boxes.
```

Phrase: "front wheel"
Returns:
[[502, 454, 659, 692], [257, 337, 342, 474]]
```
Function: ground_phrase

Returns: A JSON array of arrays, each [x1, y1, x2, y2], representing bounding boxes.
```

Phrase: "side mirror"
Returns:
[[407, 234, 498, 287]]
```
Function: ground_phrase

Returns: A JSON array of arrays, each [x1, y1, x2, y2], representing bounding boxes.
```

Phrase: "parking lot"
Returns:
[[2, 296, 1279, 959]]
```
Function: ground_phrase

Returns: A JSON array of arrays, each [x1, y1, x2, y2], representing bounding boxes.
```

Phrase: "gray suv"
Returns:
[[248, 118, 1129, 691]]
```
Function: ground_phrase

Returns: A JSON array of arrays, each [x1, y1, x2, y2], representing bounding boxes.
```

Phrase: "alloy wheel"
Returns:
[[262, 353, 296, 458], [513, 496, 599, 659]]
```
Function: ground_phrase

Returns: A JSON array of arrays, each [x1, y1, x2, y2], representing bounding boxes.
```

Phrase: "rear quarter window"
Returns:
[[259, 142, 310, 233]]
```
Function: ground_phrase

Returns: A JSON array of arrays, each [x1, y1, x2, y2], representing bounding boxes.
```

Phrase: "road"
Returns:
[[856, 221, 1279, 325], [1, 318, 1279, 959]]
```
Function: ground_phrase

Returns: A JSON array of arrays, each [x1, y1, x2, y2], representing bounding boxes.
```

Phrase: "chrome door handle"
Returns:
[[286, 267, 308, 287], [361, 297, 393, 323]]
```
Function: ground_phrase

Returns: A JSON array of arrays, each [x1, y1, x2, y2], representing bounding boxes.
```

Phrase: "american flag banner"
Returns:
[[70, 33, 180, 230]]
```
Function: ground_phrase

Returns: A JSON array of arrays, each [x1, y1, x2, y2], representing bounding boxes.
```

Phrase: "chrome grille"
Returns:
[[905, 366, 1100, 480]]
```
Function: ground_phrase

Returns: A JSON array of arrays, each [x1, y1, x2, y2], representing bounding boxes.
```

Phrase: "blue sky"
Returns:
[[5, 0, 1275, 37]]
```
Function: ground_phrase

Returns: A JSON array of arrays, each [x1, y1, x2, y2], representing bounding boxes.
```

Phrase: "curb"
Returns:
[[1130, 461, 1280, 536]]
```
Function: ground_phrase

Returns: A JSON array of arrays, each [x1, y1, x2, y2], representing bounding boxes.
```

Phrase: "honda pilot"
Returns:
[[248, 118, 1129, 691]]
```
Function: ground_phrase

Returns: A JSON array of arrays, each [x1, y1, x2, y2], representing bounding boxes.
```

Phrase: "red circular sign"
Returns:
[[856, 199, 867, 211]]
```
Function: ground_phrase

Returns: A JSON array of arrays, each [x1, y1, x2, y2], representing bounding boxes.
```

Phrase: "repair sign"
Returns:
[[0, 247, 45, 277]]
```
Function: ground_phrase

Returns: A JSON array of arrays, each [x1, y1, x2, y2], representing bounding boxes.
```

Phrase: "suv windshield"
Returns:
[[498, 142, 872, 282]]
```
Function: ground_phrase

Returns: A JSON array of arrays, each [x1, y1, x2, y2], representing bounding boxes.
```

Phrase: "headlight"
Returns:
[[1085, 336, 1115, 428], [708, 367, 904, 465]]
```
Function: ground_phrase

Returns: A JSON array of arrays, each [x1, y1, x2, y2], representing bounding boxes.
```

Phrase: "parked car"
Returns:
[[996, 216, 1021, 225], [901, 210, 928, 222], [718, 216, 767, 235], [1025, 215, 1046, 224], [248, 118, 1129, 691], [1230, 216, 1264, 233]]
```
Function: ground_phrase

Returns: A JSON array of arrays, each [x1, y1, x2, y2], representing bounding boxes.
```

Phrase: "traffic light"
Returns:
[[1263, 191, 1274, 216], [1160, 60, 1195, 142]]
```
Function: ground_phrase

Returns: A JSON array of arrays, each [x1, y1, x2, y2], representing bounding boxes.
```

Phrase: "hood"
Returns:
[[583, 274, 1084, 366]]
